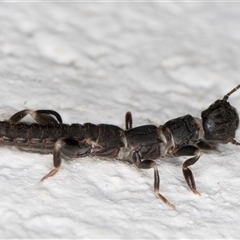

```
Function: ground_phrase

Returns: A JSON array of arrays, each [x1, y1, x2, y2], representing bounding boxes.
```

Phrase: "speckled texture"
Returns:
[[1, 2, 240, 239]]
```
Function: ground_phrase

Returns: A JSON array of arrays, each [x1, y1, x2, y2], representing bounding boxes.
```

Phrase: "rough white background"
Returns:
[[1, 2, 240, 239]]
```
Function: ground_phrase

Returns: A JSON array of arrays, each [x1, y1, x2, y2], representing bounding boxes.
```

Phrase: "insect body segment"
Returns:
[[1, 85, 240, 208]]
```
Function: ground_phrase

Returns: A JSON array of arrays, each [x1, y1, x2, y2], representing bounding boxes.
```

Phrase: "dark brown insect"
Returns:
[[0, 85, 239, 208]]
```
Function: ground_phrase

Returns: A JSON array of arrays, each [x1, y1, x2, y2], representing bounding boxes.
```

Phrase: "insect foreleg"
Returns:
[[8, 109, 62, 125], [174, 146, 201, 195], [40, 139, 91, 182], [133, 152, 175, 209]]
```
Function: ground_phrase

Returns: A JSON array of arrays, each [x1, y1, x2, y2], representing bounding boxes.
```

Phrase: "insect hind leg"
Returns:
[[8, 109, 62, 125], [40, 139, 91, 182]]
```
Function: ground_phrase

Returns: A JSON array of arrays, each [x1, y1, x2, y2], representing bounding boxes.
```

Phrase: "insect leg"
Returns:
[[8, 109, 32, 123], [196, 140, 216, 151], [31, 110, 63, 125], [133, 152, 175, 209], [9, 109, 62, 125], [92, 147, 120, 158], [40, 139, 91, 182], [125, 111, 132, 130], [174, 146, 201, 195]]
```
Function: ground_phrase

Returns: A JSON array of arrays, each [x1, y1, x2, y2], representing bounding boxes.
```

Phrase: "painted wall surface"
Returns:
[[0, 3, 240, 239]]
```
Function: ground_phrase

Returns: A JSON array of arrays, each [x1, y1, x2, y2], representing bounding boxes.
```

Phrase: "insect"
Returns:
[[0, 85, 239, 209]]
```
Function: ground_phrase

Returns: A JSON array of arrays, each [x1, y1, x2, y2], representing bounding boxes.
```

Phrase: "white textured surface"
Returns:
[[1, 3, 240, 239]]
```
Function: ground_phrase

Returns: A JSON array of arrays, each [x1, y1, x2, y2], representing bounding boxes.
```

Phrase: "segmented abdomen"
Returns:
[[0, 122, 124, 155], [0, 122, 84, 148]]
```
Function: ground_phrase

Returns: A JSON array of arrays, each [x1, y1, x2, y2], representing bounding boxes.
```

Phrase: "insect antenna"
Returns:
[[231, 139, 240, 145], [223, 84, 240, 101]]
